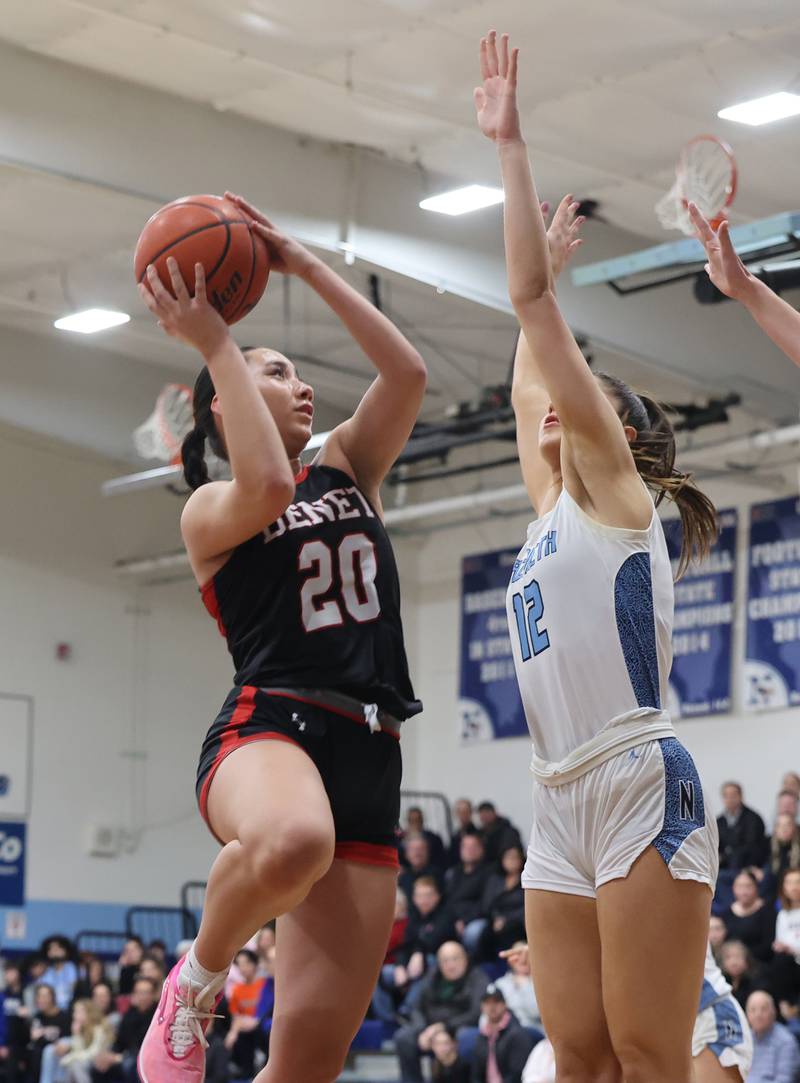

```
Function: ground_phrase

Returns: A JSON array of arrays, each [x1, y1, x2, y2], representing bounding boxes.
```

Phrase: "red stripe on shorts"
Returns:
[[198, 686, 261, 821], [334, 841, 400, 870]]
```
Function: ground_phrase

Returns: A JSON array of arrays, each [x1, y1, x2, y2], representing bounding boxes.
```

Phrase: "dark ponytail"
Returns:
[[597, 372, 718, 579], [181, 366, 229, 490]]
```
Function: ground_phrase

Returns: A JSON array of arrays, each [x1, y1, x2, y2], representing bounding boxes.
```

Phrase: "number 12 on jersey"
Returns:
[[511, 579, 550, 662]]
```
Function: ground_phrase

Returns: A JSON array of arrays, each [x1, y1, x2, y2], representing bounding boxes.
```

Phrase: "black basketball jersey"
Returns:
[[201, 464, 422, 720]]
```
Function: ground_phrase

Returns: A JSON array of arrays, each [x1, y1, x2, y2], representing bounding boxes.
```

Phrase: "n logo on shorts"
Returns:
[[679, 779, 696, 821]]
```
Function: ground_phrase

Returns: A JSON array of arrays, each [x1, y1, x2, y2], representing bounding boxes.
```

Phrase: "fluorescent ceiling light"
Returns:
[[54, 308, 130, 334], [718, 92, 800, 126], [420, 185, 504, 216]]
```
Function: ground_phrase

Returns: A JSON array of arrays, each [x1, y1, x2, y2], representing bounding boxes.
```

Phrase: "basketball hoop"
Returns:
[[655, 135, 738, 236], [133, 383, 193, 464]]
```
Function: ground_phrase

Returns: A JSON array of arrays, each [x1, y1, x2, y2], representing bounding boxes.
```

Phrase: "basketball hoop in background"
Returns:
[[655, 135, 738, 236], [133, 383, 193, 464]]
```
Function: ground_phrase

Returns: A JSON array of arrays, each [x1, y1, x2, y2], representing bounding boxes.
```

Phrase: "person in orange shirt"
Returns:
[[225, 950, 267, 1075]]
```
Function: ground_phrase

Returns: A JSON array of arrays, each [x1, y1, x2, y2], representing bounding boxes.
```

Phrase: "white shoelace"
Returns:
[[364, 702, 380, 733], [169, 981, 221, 1058]]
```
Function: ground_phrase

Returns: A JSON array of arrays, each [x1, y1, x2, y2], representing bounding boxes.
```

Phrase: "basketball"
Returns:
[[133, 194, 270, 325]]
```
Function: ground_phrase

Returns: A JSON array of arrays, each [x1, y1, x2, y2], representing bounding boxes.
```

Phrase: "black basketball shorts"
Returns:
[[196, 686, 402, 869]]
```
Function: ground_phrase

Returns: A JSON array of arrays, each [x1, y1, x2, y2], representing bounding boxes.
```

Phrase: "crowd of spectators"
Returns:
[[4, 778, 800, 1083]]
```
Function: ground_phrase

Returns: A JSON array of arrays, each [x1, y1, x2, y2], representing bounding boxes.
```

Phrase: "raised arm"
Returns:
[[226, 194, 427, 505], [139, 260, 295, 570], [475, 33, 647, 519], [689, 201, 800, 368], [512, 195, 584, 510]]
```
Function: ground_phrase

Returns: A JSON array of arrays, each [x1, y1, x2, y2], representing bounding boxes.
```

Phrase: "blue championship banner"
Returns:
[[664, 509, 737, 718], [745, 495, 800, 710], [0, 821, 26, 906], [458, 549, 526, 743]]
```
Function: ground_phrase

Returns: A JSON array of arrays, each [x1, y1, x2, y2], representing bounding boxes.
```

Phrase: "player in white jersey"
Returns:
[[474, 31, 721, 1083], [694, 944, 753, 1082]]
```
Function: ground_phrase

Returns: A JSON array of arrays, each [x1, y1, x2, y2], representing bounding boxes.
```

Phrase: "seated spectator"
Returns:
[[722, 870, 776, 963], [40, 999, 111, 1083], [399, 836, 442, 898], [522, 1038, 555, 1083], [1, 962, 30, 1083], [782, 772, 800, 799], [717, 782, 767, 871], [445, 835, 490, 953], [761, 813, 800, 903], [39, 940, 78, 1013], [224, 950, 267, 1078], [90, 984, 120, 1033], [477, 847, 527, 959], [474, 985, 535, 1083], [720, 941, 758, 1010], [394, 942, 488, 1083], [72, 959, 107, 1003], [477, 803, 523, 867], [373, 879, 455, 1024], [144, 942, 167, 968], [385, 890, 410, 965], [203, 1016, 230, 1083], [405, 807, 446, 869], [496, 942, 540, 1027], [708, 915, 727, 963], [21, 959, 46, 1016], [447, 799, 478, 868], [27, 983, 70, 1083], [254, 925, 276, 977], [430, 1027, 471, 1083], [135, 956, 164, 987], [746, 990, 800, 1083], [778, 790, 800, 823], [92, 977, 157, 1083], [115, 941, 143, 998], [766, 868, 800, 1006]]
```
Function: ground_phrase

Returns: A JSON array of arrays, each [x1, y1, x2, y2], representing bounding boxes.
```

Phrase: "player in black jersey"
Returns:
[[136, 193, 426, 1083]]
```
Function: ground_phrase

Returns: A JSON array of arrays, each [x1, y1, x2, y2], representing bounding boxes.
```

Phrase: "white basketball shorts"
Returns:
[[522, 737, 719, 896], [693, 995, 752, 1079]]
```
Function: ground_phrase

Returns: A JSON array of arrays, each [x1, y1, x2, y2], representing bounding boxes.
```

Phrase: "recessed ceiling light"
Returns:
[[420, 185, 504, 216], [54, 309, 131, 334], [718, 92, 800, 126]]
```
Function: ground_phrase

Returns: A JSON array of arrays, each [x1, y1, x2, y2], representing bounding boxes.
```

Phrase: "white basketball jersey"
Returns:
[[506, 486, 674, 767], [700, 943, 732, 1011]]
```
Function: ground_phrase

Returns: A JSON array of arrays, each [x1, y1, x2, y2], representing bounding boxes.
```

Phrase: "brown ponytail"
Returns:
[[180, 366, 229, 490], [597, 373, 718, 579]]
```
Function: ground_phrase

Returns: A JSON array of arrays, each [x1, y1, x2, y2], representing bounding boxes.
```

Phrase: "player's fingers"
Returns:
[[717, 220, 739, 261], [194, 262, 207, 301], [145, 264, 175, 306], [499, 33, 510, 79], [138, 282, 161, 316], [508, 46, 519, 89], [479, 38, 490, 82], [688, 201, 715, 244], [166, 257, 190, 304], [487, 30, 499, 77]]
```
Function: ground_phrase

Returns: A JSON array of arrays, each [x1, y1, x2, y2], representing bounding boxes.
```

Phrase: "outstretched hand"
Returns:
[[474, 30, 522, 144], [139, 259, 230, 359], [224, 192, 318, 277], [688, 202, 754, 301], [547, 195, 585, 278]]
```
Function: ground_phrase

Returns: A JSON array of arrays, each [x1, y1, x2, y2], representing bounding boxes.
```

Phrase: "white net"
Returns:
[[133, 384, 193, 463], [655, 136, 736, 236]]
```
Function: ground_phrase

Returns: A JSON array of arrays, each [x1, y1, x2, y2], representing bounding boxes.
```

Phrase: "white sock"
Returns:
[[180, 943, 230, 999]]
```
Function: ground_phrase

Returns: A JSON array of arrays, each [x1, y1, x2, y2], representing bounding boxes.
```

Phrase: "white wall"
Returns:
[[397, 470, 800, 840]]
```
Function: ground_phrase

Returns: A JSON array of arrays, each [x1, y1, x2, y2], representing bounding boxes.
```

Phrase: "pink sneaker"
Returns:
[[137, 958, 220, 1083]]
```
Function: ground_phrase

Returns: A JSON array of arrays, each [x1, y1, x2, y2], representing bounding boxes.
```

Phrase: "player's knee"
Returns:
[[243, 818, 334, 896], [613, 1040, 678, 1083], [552, 1041, 621, 1083]]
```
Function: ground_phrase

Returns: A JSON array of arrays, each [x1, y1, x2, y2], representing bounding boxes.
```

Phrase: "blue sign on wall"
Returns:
[[664, 509, 737, 718], [746, 495, 800, 711], [0, 822, 26, 906], [459, 549, 526, 743]]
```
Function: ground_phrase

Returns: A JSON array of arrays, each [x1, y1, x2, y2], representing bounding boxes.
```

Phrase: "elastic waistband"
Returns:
[[261, 687, 403, 738], [531, 711, 676, 786]]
